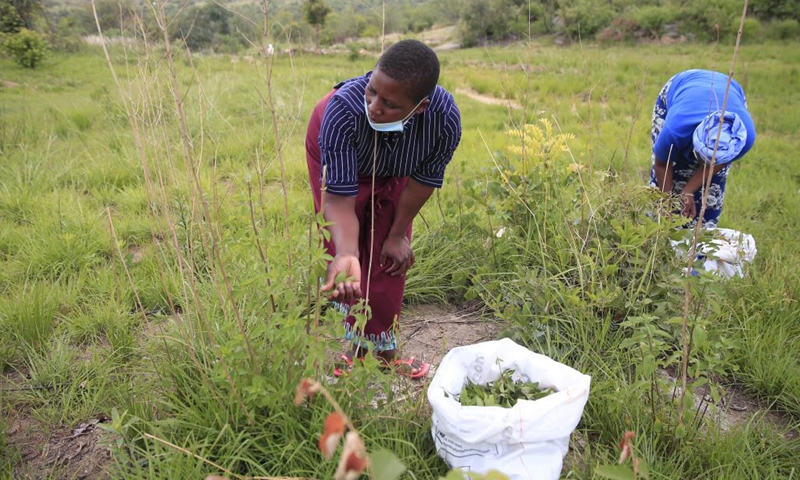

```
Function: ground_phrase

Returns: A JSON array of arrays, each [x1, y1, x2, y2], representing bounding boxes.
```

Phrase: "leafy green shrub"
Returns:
[[559, 0, 615, 40], [681, 0, 740, 41], [0, 1, 23, 35], [763, 18, 800, 40], [461, 118, 687, 334], [460, 0, 525, 47], [749, 0, 800, 21], [598, 17, 639, 44], [734, 17, 763, 41], [2, 28, 49, 69], [347, 42, 360, 62], [633, 6, 677, 39]]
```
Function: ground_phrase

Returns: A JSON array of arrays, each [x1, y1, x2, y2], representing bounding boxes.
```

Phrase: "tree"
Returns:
[[6, 0, 36, 30], [2, 27, 48, 68], [0, 0, 23, 34], [460, 0, 524, 46], [171, 2, 247, 53], [535, 0, 559, 34], [304, 0, 330, 50], [749, 0, 800, 20]]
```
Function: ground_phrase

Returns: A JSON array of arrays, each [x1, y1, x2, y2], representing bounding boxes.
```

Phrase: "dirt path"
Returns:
[[455, 88, 522, 110]]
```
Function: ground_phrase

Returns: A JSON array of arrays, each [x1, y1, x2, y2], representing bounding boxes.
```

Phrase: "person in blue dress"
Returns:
[[649, 69, 756, 228]]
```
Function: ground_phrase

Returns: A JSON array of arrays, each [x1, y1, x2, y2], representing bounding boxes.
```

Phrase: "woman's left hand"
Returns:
[[380, 235, 415, 276]]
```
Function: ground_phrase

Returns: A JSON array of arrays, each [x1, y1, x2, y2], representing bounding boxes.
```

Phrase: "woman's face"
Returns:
[[364, 67, 427, 124]]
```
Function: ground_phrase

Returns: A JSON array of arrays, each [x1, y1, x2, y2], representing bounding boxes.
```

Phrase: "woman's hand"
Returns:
[[380, 235, 414, 277], [681, 192, 697, 219], [321, 254, 362, 303]]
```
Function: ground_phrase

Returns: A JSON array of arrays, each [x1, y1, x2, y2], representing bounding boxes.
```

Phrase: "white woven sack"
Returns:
[[671, 228, 757, 278], [427, 338, 591, 480]]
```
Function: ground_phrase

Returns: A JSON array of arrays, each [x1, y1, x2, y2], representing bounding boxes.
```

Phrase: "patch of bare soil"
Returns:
[[126, 246, 145, 263], [342, 304, 506, 408], [660, 369, 798, 439], [2, 370, 112, 479], [433, 42, 461, 51], [398, 304, 505, 369], [7, 415, 111, 479], [5, 408, 111, 480]]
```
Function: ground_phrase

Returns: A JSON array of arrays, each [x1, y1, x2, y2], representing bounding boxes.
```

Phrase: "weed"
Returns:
[[0, 282, 61, 362]]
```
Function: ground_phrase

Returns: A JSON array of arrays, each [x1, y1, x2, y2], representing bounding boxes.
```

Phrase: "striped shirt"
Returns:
[[318, 72, 462, 196]]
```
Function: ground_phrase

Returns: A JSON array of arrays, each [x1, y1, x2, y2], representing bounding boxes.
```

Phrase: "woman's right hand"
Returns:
[[681, 192, 697, 219], [321, 254, 362, 304]]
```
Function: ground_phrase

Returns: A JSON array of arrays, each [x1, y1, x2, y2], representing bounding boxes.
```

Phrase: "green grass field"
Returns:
[[1, 37, 799, 479]]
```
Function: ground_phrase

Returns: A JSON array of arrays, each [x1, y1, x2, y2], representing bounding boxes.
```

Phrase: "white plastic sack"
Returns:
[[670, 228, 756, 279], [427, 338, 591, 480]]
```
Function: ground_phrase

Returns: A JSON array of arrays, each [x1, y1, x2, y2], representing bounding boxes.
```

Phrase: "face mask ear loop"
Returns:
[[401, 96, 428, 125]]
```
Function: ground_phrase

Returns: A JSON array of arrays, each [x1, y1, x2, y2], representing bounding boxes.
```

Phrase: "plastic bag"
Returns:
[[427, 338, 591, 480], [670, 228, 756, 278]]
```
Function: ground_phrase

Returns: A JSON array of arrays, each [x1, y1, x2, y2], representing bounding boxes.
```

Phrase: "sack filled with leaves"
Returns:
[[428, 338, 591, 480]]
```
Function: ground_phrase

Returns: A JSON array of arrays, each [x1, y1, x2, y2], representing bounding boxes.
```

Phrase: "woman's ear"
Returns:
[[414, 98, 430, 115]]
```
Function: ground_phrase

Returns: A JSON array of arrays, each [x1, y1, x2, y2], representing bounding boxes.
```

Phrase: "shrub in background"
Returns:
[[459, 0, 523, 47], [598, 17, 639, 44], [633, 5, 677, 39], [681, 0, 740, 41], [0, 0, 23, 35], [559, 0, 615, 40], [763, 18, 800, 40], [2, 28, 49, 68], [734, 17, 763, 42]]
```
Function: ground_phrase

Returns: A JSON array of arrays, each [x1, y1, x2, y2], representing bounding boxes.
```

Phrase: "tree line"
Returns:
[[1, 0, 798, 68]]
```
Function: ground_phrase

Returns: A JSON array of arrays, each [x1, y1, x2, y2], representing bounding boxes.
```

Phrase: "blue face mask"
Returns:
[[363, 96, 427, 132]]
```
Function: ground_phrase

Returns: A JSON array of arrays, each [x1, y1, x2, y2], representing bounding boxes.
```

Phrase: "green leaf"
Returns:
[[693, 326, 708, 346], [369, 449, 407, 480], [636, 458, 651, 479], [484, 470, 512, 480], [440, 471, 467, 480], [640, 356, 657, 376], [595, 465, 636, 480], [683, 391, 695, 412], [666, 316, 685, 325]]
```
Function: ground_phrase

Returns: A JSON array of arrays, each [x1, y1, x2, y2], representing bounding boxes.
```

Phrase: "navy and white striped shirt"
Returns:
[[319, 72, 462, 197]]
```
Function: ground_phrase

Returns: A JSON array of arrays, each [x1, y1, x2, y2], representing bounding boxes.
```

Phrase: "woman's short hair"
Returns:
[[377, 39, 440, 102]]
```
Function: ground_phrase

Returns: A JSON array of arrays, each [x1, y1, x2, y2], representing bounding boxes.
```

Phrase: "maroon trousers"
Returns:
[[305, 90, 410, 351]]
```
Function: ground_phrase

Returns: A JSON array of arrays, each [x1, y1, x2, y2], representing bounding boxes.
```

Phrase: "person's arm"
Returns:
[[653, 158, 673, 194], [320, 193, 362, 303], [678, 162, 727, 219], [380, 179, 435, 276]]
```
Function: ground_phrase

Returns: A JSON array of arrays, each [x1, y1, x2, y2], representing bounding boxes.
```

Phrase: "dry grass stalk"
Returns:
[[150, 0, 258, 377], [678, 0, 749, 426], [259, 0, 293, 282], [93, 0, 256, 422]]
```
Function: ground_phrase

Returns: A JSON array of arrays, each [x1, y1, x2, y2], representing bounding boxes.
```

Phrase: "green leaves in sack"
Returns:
[[456, 368, 554, 408]]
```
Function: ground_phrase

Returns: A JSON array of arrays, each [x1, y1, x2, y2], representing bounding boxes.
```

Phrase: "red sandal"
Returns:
[[333, 354, 354, 377], [391, 357, 430, 379]]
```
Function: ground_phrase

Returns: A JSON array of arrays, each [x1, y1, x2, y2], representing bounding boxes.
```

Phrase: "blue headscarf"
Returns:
[[692, 111, 748, 165]]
